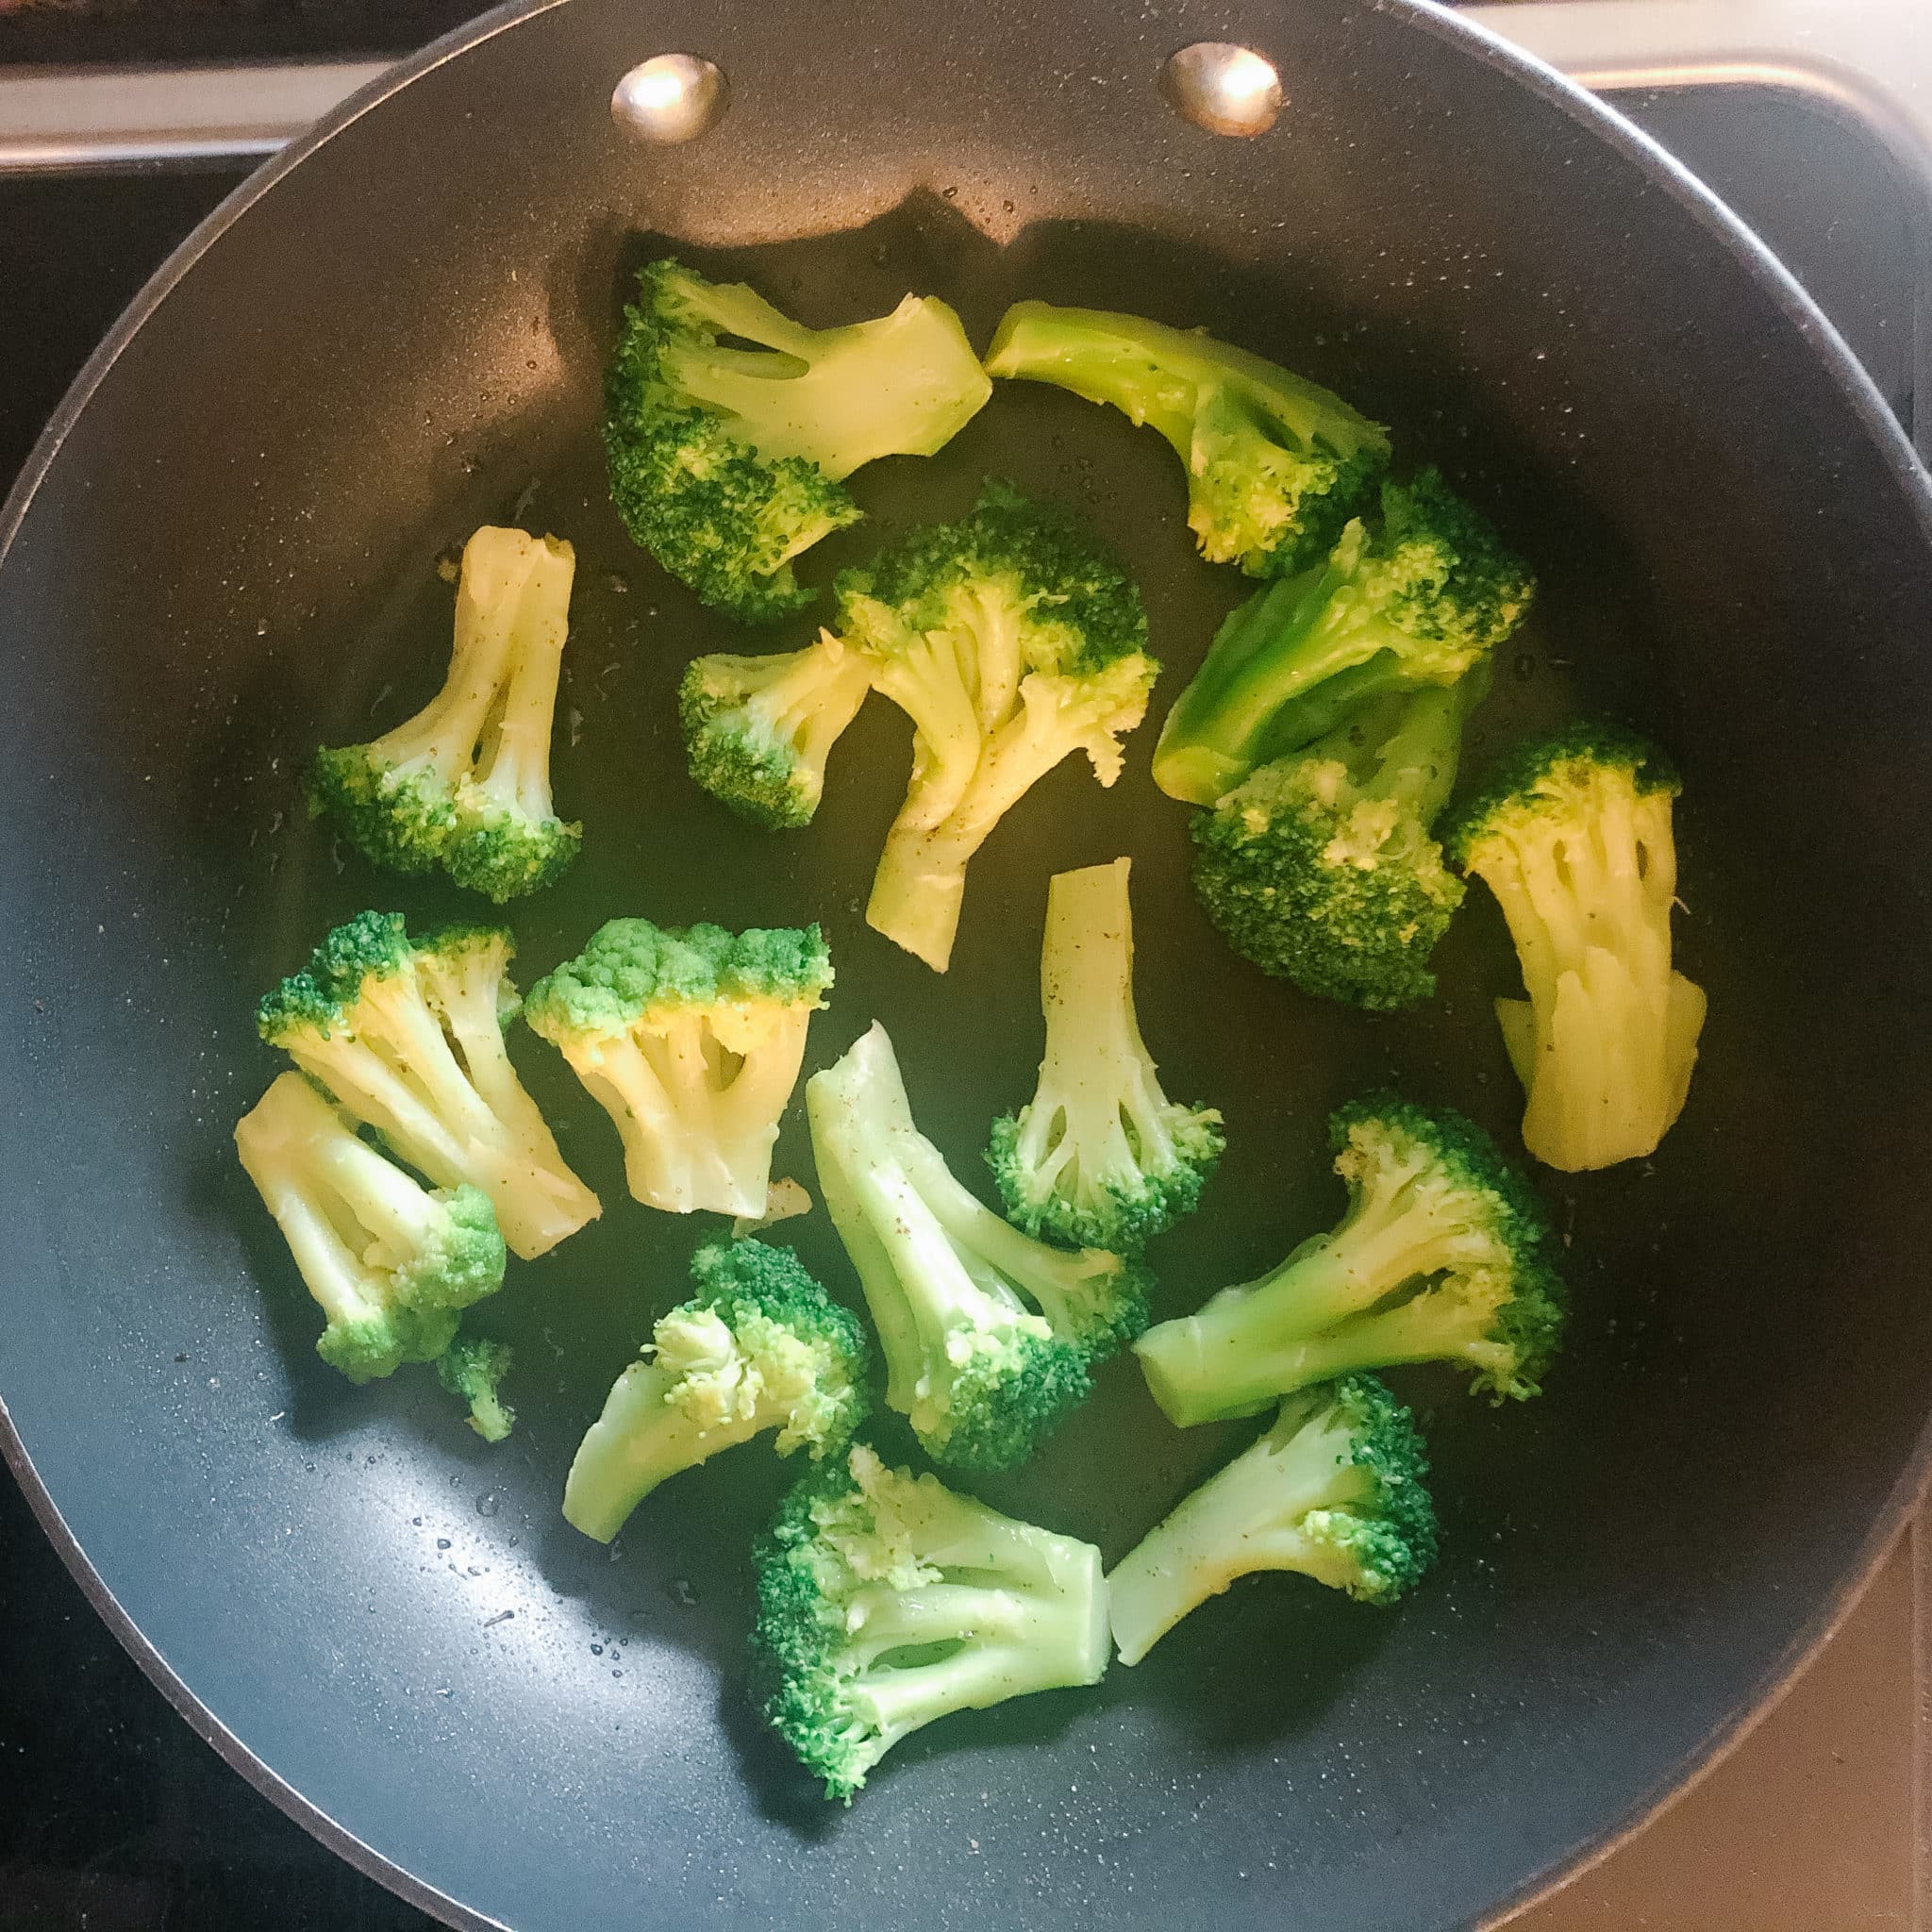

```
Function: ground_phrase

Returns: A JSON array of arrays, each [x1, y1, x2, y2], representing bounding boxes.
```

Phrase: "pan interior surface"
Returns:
[[3, 3, 1931, 1929]]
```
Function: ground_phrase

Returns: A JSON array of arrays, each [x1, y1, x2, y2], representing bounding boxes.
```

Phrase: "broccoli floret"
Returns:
[[1152, 470, 1534, 806], [257, 910, 599, 1259], [838, 480, 1158, 971], [233, 1071, 507, 1383], [308, 526, 582, 903], [678, 629, 874, 829], [438, 1333, 516, 1442], [604, 259, 991, 622], [524, 918, 833, 1218], [1446, 723, 1707, 1172], [987, 858, 1224, 1251], [1191, 675, 1486, 1010], [1135, 1096, 1565, 1426], [1107, 1374, 1437, 1664], [983, 300, 1391, 580], [808, 1023, 1145, 1471], [752, 1441, 1108, 1800], [562, 1238, 868, 1541]]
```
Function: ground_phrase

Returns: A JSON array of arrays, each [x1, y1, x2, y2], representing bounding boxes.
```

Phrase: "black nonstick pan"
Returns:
[[4, 2, 1931, 1927]]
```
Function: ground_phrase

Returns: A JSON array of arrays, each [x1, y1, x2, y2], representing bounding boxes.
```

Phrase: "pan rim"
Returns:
[[1, 2, 1928, 1928]]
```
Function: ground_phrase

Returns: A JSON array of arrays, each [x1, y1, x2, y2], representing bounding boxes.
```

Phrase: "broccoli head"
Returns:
[[1135, 1095, 1565, 1425], [983, 300, 1391, 580], [524, 918, 833, 1218], [753, 1441, 1108, 1800], [808, 1023, 1145, 1471], [562, 1238, 868, 1541], [1107, 1374, 1437, 1664], [604, 259, 991, 622], [438, 1333, 516, 1442], [1191, 675, 1484, 1010], [988, 858, 1224, 1251], [838, 480, 1158, 971], [256, 910, 599, 1259], [1447, 723, 1706, 1172], [234, 1071, 507, 1383], [308, 525, 582, 903], [678, 629, 874, 829], [1153, 469, 1534, 806]]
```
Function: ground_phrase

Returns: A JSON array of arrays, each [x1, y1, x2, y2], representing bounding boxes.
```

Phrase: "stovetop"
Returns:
[[0, 7, 1926, 1929]]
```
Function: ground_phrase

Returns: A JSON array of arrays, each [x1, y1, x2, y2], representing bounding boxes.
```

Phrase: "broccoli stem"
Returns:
[[460, 537, 573, 822], [1323, 676, 1477, 823], [1157, 526, 1433, 804], [754, 635, 874, 774], [1474, 778, 1698, 1169], [236, 1079, 418, 1338], [563, 1357, 771, 1541], [290, 948, 592, 1259], [1244, 1288, 1506, 1388], [846, 1120, 1035, 1419], [1107, 1398, 1373, 1664], [984, 302, 1370, 470], [846, 1596, 1075, 1739], [1134, 1160, 1490, 1425], [1011, 858, 1181, 1192], [892, 1130, 1122, 1341], [569, 1005, 812, 1216], [662, 283, 991, 478], [868, 678, 1126, 972]]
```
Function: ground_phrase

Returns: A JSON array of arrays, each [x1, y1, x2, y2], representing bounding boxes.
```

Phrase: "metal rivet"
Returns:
[[611, 54, 728, 145], [1160, 42, 1283, 139]]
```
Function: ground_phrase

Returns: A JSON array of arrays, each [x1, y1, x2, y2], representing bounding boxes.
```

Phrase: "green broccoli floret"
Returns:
[[1191, 675, 1487, 1010], [257, 910, 599, 1259], [1152, 470, 1534, 806], [604, 259, 991, 623], [678, 628, 874, 829], [1445, 724, 1707, 1173], [1107, 1374, 1437, 1664], [438, 1333, 516, 1441], [308, 526, 582, 903], [987, 858, 1224, 1251], [837, 480, 1158, 971], [808, 1023, 1145, 1471], [753, 1441, 1108, 1800], [524, 918, 833, 1218], [233, 1071, 507, 1383], [562, 1238, 867, 1541], [983, 300, 1391, 580], [1135, 1096, 1565, 1426]]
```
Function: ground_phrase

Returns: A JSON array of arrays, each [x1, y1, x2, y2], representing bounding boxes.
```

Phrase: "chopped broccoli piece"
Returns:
[[808, 1023, 1145, 1471], [1107, 1375, 1437, 1664], [1135, 1096, 1565, 1425], [562, 1238, 868, 1541], [308, 526, 582, 903], [1446, 723, 1707, 1172], [678, 629, 874, 829], [233, 1071, 507, 1383], [987, 858, 1224, 1250], [524, 918, 833, 1218], [604, 259, 991, 622], [1191, 675, 1486, 1010], [753, 1441, 1108, 1800], [438, 1333, 515, 1442], [983, 300, 1391, 580], [257, 910, 599, 1259], [1152, 469, 1534, 805], [837, 480, 1158, 970]]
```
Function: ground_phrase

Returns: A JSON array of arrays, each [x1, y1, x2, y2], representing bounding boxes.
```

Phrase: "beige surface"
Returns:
[[1522, 1531, 1919, 1930]]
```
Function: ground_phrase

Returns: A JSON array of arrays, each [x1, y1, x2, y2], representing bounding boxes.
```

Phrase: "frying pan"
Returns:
[[4, 1, 1931, 1927]]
